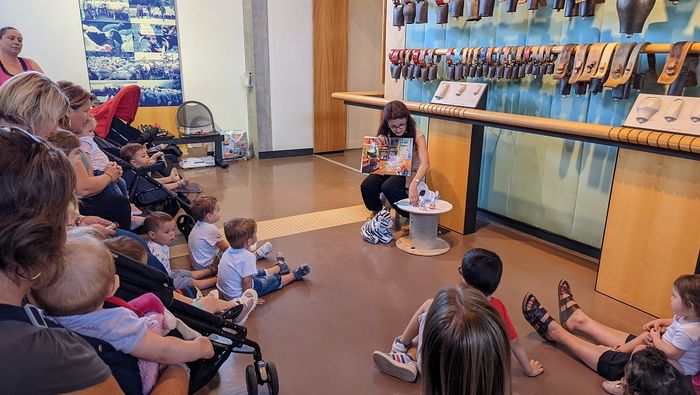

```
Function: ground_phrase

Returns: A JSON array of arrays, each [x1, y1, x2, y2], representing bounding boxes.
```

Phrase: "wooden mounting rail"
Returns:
[[332, 91, 700, 157], [393, 42, 700, 55]]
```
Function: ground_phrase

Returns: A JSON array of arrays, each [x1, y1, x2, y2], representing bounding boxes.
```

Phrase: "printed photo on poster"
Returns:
[[79, 0, 182, 107]]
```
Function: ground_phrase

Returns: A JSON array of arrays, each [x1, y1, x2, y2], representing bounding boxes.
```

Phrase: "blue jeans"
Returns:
[[94, 170, 128, 197], [252, 269, 282, 296]]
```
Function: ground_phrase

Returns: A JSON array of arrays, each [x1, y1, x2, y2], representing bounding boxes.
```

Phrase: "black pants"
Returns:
[[360, 174, 409, 217], [79, 189, 132, 230]]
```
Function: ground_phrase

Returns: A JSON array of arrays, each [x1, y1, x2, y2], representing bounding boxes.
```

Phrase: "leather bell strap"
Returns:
[[604, 42, 637, 88], [389, 49, 401, 64], [592, 42, 619, 79], [553, 44, 576, 79], [568, 44, 591, 84], [577, 42, 607, 82], [658, 41, 694, 85], [419, 49, 429, 67], [445, 48, 457, 65], [618, 42, 650, 85]]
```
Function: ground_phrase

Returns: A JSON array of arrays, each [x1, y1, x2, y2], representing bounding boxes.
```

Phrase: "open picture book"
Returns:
[[360, 136, 413, 176]]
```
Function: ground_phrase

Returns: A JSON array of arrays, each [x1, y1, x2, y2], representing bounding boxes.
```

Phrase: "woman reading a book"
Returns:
[[360, 100, 430, 219]]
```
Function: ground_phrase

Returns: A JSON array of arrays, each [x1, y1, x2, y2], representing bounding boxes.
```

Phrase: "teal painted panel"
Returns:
[[405, 3, 700, 248]]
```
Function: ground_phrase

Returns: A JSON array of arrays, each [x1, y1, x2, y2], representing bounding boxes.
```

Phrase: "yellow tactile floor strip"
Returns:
[[170, 205, 369, 259]]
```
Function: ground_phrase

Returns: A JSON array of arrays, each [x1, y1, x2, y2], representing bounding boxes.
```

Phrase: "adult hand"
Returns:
[[81, 215, 113, 226], [648, 328, 662, 345], [643, 319, 666, 332], [104, 162, 122, 181], [408, 182, 419, 206], [89, 224, 116, 238], [377, 134, 389, 147]]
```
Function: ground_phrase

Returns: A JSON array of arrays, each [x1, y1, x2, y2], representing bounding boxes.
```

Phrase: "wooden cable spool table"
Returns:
[[395, 198, 453, 256]]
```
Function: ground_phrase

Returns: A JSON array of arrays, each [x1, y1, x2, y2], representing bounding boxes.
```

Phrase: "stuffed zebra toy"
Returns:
[[360, 208, 394, 244]]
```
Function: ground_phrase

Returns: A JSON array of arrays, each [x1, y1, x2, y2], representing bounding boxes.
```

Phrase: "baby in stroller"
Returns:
[[32, 233, 215, 394], [121, 142, 202, 194]]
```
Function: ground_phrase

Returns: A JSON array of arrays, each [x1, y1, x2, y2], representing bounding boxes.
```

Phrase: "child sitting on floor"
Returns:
[[104, 235, 257, 325], [217, 217, 311, 301], [32, 234, 215, 392], [144, 211, 217, 291], [187, 195, 273, 271], [372, 248, 544, 382]]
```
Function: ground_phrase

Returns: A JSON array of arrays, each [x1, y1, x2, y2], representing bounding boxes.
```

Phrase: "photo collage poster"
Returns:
[[79, 0, 182, 107]]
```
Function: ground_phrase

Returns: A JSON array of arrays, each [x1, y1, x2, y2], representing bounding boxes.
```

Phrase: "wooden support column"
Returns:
[[597, 149, 700, 317], [313, 0, 348, 153]]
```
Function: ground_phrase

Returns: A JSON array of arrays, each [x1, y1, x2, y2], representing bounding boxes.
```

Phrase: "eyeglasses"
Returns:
[[0, 125, 47, 161], [388, 121, 407, 130]]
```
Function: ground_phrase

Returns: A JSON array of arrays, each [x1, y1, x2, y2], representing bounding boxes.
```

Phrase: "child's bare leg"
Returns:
[[264, 265, 281, 275], [398, 298, 434, 346], [190, 268, 215, 279], [278, 273, 296, 288], [192, 277, 217, 290], [565, 308, 633, 348], [616, 332, 648, 353]]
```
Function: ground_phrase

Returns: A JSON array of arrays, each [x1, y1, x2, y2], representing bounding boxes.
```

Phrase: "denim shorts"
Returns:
[[253, 269, 282, 296]]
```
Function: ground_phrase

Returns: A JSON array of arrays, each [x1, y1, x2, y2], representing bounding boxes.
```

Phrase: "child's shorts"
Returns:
[[252, 270, 282, 297], [170, 269, 193, 289], [596, 334, 637, 380]]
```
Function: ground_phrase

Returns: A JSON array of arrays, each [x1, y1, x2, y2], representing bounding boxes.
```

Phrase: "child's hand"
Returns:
[[194, 336, 215, 359], [643, 319, 666, 332], [525, 359, 544, 377], [648, 327, 662, 345]]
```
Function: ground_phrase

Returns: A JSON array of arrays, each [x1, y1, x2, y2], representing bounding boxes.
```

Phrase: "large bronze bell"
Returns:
[[617, 0, 656, 36]]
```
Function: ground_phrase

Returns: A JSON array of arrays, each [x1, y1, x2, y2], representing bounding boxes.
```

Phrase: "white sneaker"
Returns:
[[254, 241, 273, 260], [372, 351, 418, 382], [391, 336, 409, 354], [232, 289, 258, 325], [208, 289, 219, 299]]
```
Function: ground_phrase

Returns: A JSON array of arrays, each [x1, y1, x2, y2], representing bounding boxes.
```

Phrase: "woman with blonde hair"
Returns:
[[0, 71, 67, 137], [421, 284, 512, 395]]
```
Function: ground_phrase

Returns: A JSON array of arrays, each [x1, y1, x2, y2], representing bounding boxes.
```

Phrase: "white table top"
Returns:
[[396, 198, 453, 214]]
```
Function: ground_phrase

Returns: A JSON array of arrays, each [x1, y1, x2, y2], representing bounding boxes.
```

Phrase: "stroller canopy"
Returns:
[[90, 85, 141, 138]]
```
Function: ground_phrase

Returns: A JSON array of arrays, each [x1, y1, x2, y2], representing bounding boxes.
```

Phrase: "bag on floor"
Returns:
[[360, 209, 394, 244]]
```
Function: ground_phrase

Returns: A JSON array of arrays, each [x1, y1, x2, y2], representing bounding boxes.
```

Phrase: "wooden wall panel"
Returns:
[[597, 149, 700, 317], [313, 0, 348, 153], [426, 118, 482, 234]]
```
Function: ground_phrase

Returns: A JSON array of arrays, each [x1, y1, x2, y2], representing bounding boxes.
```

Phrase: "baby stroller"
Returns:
[[97, 140, 199, 238], [91, 85, 182, 162], [99, 252, 279, 394]]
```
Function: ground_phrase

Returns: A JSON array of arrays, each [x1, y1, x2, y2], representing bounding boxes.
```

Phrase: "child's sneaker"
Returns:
[[232, 289, 258, 325], [372, 351, 418, 382], [276, 252, 290, 275], [391, 336, 409, 354], [293, 264, 311, 281], [255, 241, 273, 260]]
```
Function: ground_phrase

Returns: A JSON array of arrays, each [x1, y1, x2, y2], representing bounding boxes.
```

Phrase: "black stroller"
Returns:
[[102, 252, 279, 394], [91, 84, 182, 162], [96, 138, 198, 238]]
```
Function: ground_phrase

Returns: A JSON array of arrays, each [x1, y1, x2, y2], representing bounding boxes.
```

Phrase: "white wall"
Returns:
[[0, 0, 89, 87], [176, 0, 248, 133], [1, 0, 249, 133], [266, 0, 313, 151], [347, 0, 384, 149]]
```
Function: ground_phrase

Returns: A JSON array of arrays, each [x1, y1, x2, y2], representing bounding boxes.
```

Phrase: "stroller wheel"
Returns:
[[266, 362, 279, 395], [176, 214, 195, 239], [245, 364, 258, 395]]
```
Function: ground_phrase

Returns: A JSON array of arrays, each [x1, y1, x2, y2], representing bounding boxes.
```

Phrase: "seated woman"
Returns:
[[523, 279, 700, 384], [0, 125, 119, 393], [611, 348, 694, 395], [0, 71, 132, 229], [360, 100, 430, 219]]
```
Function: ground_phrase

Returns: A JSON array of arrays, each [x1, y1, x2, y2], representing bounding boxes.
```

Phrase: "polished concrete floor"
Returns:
[[186, 154, 653, 395]]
